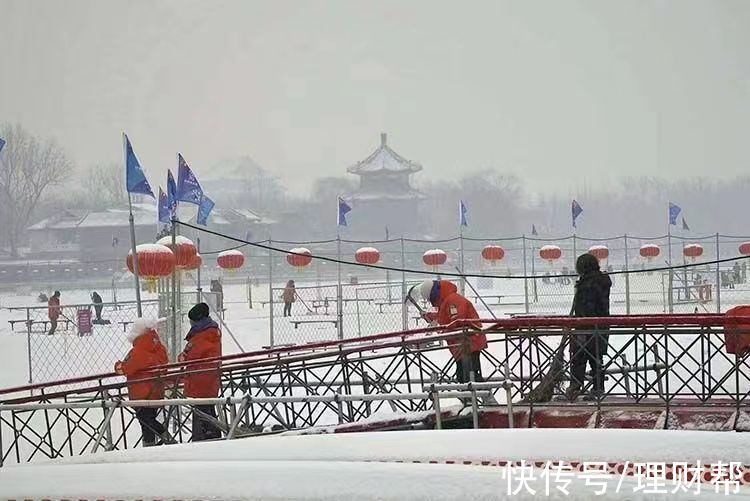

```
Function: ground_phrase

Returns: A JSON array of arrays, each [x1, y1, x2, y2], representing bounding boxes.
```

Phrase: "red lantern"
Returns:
[[539, 245, 562, 263], [355, 247, 380, 265], [422, 249, 447, 267], [588, 245, 609, 261], [683, 244, 704, 260], [126, 244, 176, 291], [156, 236, 197, 269], [640, 244, 660, 260], [185, 253, 202, 271], [217, 250, 245, 271], [481, 245, 505, 264], [739, 242, 750, 256], [287, 247, 313, 268]]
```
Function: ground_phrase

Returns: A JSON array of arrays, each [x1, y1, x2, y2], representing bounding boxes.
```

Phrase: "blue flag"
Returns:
[[572, 200, 583, 228], [459, 200, 469, 227], [177, 154, 204, 205], [682, 217, 690, 231], [197, 195, 215, 226], [167, 169, 178, 219], [337, 197, 352, 226], [123, 134, 154, 198], [669, 202, 682, 225], [0, 137, 5, 154], [158, 187, 171, 224], [532, 224, 538, 236]]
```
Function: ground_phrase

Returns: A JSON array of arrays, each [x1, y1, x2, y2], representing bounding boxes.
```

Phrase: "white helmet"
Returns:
[[419, 280, 435, 302]]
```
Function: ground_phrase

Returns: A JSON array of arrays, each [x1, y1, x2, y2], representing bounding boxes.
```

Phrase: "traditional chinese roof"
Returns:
[[347, 133, 422, 175]]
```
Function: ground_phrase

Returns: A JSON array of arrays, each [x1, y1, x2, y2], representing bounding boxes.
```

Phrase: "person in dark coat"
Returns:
[[91, 291, 104, 322], [567, 253, 612, 401]]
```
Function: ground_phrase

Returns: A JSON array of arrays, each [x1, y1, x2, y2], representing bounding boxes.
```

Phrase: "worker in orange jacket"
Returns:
[[416, 280, 491, 390], [114, 317, 170, 446], [178, 303, 222, 441]]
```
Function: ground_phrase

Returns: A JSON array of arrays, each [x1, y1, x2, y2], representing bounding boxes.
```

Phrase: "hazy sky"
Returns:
[[1, 0, 748, 196]]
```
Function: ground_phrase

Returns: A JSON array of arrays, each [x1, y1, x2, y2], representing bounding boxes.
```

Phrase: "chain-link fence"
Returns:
[[11, 300, 160, 386], [255, 233, 750, 347]]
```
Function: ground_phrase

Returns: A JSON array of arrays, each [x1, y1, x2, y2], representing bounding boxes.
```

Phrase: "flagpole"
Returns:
[[123, 133, 143, 318], [336, 200, 343, 341]]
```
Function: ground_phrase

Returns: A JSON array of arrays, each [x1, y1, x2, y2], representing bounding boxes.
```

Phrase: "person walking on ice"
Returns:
[[412, 279, 496, 405], [47, 290, 61, 335], [114, 317, 171, 446], [282, 280, 296, 317]]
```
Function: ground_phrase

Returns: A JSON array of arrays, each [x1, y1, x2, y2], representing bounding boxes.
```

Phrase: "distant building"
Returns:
[[26, 206, 159, 262], [347, 133, 424, 237]]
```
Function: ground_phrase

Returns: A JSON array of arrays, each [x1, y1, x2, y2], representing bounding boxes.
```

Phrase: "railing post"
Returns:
[[624, 234, 631, 315], [268, 240, 274, 347], [502, 363, 514, 429], [522, 235, 529, 314], [401, 237, 408, 331], [715, 233, 721, 313]]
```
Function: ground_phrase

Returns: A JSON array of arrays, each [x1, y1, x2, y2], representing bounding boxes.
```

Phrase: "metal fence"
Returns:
[[254, 232, 750, 346], [1, 314, 748, 466]]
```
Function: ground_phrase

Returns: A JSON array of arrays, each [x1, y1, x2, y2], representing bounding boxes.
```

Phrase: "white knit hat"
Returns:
[[419, 280, 435, 302], [127, 317, 159, 343]]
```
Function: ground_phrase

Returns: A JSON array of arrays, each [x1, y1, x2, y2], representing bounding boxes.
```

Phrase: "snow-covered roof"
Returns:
[[77, 210, 155, 228], [347, 133, 422, 175], [351, 190, 426, 201]]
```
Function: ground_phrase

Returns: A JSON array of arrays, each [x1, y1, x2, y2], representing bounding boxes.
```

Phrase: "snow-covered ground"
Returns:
[[1, 271, 748, 390], [2, 429, 749, 499]]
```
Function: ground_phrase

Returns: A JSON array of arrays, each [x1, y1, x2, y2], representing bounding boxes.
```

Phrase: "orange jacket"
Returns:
[[48, 296, 61, 320], [432, 281, 487, 360], [117, 329, 169, 400], [179, 319, 222, 398]]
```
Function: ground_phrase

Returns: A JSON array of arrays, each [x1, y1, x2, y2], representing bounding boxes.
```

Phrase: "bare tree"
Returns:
[[0, 123, 72, 257], [80, 162, 126, 209]]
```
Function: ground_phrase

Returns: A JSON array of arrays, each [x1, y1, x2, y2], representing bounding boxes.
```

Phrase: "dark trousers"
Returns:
[[283, 302, 292, 317], [94, 304, 103, 321], [570, 330, 609, 393], [456, 351, 484, 383], [192, 404, 221, 442], [48, 318, 58, 335], [136, 407, 166, 446]]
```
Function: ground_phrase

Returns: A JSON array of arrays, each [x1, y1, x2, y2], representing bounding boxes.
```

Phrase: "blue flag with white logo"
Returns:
[[0, 137, 5, 154], [197, 195, 215, 226], [669, 202, 682, 226], [572, 200, 583, 228], [459, 200, 469, 227], [158, 187, 171, 224], [124, 134, 154, 198], [337, 197, 352, 226], [167, 169, 178, 219], [177, 154, 204, 205]]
